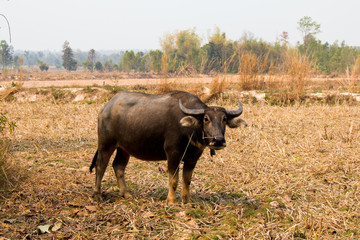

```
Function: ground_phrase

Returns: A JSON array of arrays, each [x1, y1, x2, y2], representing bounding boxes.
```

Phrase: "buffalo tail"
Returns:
[[89, 150, 98, 173]]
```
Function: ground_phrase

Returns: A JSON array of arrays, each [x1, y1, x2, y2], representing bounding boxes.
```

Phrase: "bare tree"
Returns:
[[0, 14, 11, 43]]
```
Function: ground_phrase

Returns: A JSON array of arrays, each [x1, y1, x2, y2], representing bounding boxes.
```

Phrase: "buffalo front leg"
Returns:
[[167, 158, 181, 205], [181, 161, 197, 204], [94, 148, 114, 202], [112, 148, 132, 199]]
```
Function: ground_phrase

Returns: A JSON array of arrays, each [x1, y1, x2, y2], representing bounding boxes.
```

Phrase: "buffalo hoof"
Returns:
[[123, 192, 133, 199], [93, 193, 103, 202], [181, 196, 190, 204], [166, 198, 176, 206]]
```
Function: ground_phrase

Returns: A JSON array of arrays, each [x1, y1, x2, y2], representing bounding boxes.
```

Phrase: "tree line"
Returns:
[[1, 16, 359, 75]]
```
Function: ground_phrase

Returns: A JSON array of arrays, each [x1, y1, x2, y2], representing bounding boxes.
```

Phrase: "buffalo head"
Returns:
[[179, 100, 243, 150]]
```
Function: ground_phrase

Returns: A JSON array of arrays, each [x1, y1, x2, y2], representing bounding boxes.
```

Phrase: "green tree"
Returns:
[[160, 29, 201, 73], [159, 33, 177, 73], [202, 27, 235, 73], [236, 34, 283, 74], [297, 16, 321, 53], [0, 40, 13, 69], [37, 60, 49, 71], [139, 55, 150, 72], [94, 61, 103, 72], [134, 51, 145, 71], [175, 29, 201, 70], [119, 50, 135, 72], [86, 49, 96, 72], [147, 50, 163, 73], [62, 41, 77, 71]]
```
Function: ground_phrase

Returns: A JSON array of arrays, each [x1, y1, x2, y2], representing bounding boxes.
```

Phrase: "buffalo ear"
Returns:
[[180, 116, 200, 128], [227, 117, 248, 128]]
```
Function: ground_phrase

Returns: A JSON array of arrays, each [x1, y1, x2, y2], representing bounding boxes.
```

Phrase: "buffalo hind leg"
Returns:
[[113, 148, 132, 199], [181, 161, 197, 204], [94, 147, 115, 202], [167, 157, 181, 205]]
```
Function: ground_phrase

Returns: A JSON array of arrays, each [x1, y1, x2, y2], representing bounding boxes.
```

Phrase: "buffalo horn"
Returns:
[[225, 100, 243, 117], [179, 100, 205, 115]]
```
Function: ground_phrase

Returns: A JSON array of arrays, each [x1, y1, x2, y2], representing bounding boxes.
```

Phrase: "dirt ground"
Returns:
[[5, 78, 213, 88], [0, 73, 345, 89], [1, 89, 359, 239]]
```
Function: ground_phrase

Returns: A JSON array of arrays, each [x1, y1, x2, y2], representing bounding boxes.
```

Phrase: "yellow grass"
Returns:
[[0, 88, 359, 238], [238, 51, 268, 90], [343, 54, 360, 93]]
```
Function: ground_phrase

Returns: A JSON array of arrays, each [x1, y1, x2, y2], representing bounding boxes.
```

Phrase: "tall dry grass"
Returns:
[[343, 54, 360, 93], [202, 74, 229, 103], [282, 49, 314, 99], [236, 48, 314, 103], [156, 54, 173, 94], [202, 54, 238, 102], [238, 51, 269, 90], [262, 49, 315, 105]]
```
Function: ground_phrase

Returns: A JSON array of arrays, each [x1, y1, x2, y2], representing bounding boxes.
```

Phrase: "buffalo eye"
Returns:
[[223, 116, 227, 122], [204, 115, 210, 123]]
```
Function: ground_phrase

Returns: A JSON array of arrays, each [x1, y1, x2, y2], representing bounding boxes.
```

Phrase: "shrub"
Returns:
[[38, 60, 49, 72], [0, 112, 16, 134]]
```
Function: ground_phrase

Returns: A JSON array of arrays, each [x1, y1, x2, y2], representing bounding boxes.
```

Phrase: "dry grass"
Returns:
[[201, 74, 229, 103], [235, 48, 317, 105], [155, 54, 174, 94], [237, 52, 268, 90], [1, 69, 158, 83], [0, 110, 24, 199], [281, 49, 314, 99], [0, 84, 22, 101], [0, 90, 359, 239], [343, 54, 360, 93]]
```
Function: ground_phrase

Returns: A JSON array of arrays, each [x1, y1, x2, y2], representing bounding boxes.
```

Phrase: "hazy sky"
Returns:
[[1, 0, 359, 51]]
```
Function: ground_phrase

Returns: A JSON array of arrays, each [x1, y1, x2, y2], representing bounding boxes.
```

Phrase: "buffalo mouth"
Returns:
[[209, 145, 226, 150], [208, 138, 226, 150]]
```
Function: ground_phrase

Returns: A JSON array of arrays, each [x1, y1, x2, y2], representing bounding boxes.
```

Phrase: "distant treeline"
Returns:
[[1, 18, 360, 75], [13, 49, 124, 69]]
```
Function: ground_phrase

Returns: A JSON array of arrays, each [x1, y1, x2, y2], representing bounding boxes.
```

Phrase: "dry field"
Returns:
[[0, 85, 359, 239], [0, 69, 355, 90], [0, 70, 214, 88]]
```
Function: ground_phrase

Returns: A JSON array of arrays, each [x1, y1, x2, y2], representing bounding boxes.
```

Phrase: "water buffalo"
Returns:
[[90, 90, 244, 204]]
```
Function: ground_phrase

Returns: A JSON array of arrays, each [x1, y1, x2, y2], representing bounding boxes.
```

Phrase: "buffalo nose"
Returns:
[[213, 136, 226, 145]]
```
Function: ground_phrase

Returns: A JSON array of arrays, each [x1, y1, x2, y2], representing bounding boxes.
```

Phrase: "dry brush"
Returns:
[[0, 94, 359, 239]]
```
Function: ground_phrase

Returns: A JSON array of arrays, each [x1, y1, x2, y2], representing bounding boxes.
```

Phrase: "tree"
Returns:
[[94, 61, 103, 72], [147, 50, 163, 73], [160, 29, 201, 73], [86, 49, 96, 72], [119, 50, 135, 72], [38, 60, 49, 71], [280, 31, 289, 46], [13, 55, 20, 71], [0, 40, 13, 69], [297, 16, 321, 53], [175, 29, 201, 70], [0, 14, 11, 43], [203, 27, 235, 73], [103, 60, 114, 72], [62, 41, 77, 71]]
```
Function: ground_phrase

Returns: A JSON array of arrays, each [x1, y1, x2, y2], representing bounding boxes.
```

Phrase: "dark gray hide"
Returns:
[[90, 91, 244, 204]]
